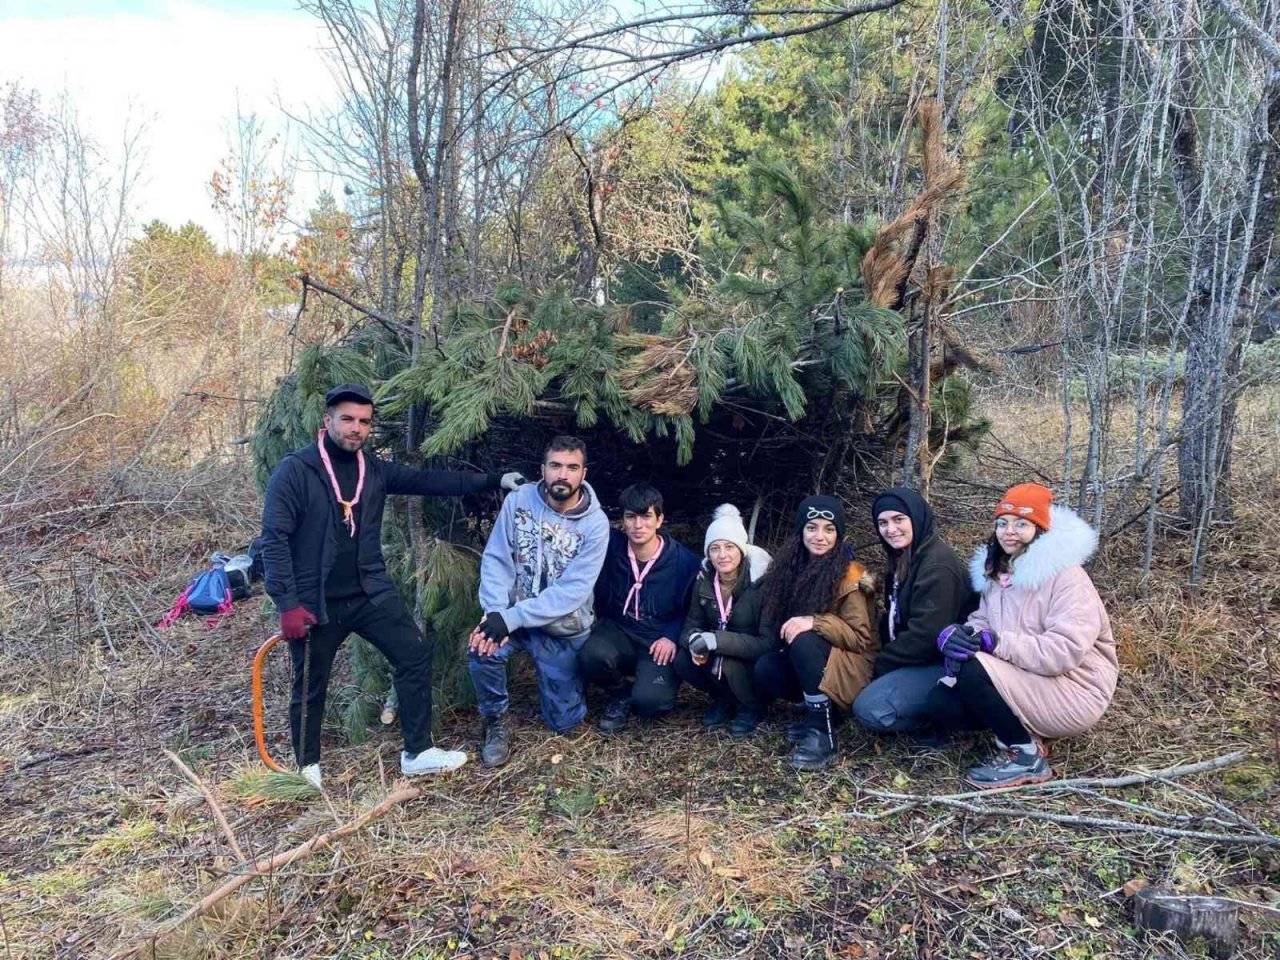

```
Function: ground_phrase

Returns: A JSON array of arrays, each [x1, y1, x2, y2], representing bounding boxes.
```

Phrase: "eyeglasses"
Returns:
[[805, 507, 836, 521], [995, 517, 1036, 532]]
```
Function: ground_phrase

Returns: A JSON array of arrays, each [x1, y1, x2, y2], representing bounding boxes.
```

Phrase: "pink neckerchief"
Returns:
[[998, 572, 1012, 589], [713, 575, 734, 629], [317, 429, 365, 538], [623, 536, 665, 619]]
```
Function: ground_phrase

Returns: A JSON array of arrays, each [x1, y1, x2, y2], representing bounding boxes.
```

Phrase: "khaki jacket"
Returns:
[[813, 561, 880, 708]]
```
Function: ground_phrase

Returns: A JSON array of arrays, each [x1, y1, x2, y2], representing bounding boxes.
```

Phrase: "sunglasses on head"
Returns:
[[805, 507, 836, 521]]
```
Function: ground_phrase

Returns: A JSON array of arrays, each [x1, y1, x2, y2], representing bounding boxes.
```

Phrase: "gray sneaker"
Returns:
[[481, 714, 512, 767], [965, 745, 1052, 789]]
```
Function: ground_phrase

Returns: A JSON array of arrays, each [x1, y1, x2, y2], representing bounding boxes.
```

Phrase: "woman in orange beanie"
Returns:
[[925, 482, 1117, 788]]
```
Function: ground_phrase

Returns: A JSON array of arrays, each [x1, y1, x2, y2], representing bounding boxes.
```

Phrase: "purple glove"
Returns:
[[973, 628, 998, 653], [937, 624, 980, 660], [937, 625, 998, 687]]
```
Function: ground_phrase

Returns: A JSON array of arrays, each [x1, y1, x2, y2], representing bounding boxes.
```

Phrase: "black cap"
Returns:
[[324, 383, 374, 408]]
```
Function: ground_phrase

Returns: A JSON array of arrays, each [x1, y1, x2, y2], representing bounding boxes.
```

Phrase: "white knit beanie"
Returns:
[[703, 504, 772, 581]]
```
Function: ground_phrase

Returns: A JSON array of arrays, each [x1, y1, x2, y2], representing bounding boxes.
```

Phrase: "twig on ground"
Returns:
[[111, 782, 422, 959], [162, 749, 247, 863], [120, 587, 174, 658], [866, 793, 1280, 847], [868, 750, 1248, 804], [844, 752, 1279, 847]]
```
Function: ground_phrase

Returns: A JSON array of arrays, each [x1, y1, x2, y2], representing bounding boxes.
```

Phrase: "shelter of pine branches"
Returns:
[[249, 154, 983, 719]]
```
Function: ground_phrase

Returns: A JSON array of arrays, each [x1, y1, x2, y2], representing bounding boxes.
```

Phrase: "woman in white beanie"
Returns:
[[673, 504, 773, 736]]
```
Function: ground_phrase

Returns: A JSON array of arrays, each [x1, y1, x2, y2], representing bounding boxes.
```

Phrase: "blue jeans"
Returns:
[[468, 627, 589, 733], [853, 664, 948, 732]]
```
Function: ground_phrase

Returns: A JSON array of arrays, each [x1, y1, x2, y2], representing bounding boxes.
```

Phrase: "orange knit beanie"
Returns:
[[994, 482, 1053, 531]]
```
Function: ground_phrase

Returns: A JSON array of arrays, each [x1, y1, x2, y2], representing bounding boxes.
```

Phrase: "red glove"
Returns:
[[280, 606, 317, 640]]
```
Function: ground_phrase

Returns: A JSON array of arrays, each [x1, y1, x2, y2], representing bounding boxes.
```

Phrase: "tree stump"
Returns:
[[1134, 887, 1240, 959]]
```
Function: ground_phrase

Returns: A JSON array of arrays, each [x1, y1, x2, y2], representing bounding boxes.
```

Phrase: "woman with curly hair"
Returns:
[[753, 495, 878, 770], [929, 483, 1117, 788]]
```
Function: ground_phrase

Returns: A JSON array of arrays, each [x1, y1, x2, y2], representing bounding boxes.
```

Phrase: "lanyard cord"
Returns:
[[623, 537, 665, 619], [317, 430, 365, 537]]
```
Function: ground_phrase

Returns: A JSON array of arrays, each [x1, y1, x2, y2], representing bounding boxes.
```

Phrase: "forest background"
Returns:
[[2, 0, 1280, 956]]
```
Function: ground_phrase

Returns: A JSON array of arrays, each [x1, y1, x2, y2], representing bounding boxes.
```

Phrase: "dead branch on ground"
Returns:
[[110, 782, 424, 959]]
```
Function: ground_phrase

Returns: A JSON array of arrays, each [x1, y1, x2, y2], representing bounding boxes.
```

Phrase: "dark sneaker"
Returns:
[[702, 698, 735, 729], [481, 714, 512, 768], [728, 707, 762, 738], [597, 697, 632, 733], [965, 746, 1052, 789]]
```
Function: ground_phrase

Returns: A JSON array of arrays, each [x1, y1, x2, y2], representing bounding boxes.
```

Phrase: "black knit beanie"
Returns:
[[795, 494, 846, 541]]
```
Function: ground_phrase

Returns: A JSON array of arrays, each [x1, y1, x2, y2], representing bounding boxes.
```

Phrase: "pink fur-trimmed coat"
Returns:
[[967, 506, 1118, 740]]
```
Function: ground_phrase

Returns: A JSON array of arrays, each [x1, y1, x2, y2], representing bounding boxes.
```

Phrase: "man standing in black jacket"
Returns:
[[260, 383, 524, 787]]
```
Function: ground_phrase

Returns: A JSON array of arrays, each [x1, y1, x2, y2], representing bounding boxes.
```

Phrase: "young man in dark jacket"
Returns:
[[260, 383, 524, 787], [578, 483, 701, 732], [852, 487, 977, 738]]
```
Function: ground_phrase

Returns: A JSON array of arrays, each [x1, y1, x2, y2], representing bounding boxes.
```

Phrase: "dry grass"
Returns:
[[2, 397, 1279, 960]]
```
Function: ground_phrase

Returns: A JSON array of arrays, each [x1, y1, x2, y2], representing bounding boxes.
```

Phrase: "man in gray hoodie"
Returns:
[[468, 435, 609, 766]]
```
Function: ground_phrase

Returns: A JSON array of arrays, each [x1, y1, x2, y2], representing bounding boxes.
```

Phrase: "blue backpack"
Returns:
[[159, 564, 233, 630]]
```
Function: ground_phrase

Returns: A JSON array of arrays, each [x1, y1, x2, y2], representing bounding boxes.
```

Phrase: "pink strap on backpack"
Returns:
[[157, 585, 192, 631], [203, 589, 235, 629]]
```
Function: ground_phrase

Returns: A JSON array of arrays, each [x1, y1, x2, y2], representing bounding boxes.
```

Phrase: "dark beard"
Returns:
[[547, 482, 577, 502]]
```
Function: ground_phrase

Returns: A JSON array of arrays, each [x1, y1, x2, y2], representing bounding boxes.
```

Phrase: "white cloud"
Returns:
[[0, 0, 340, 243]]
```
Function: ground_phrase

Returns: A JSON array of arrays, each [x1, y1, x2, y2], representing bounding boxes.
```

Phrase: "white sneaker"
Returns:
[[300, 763, 323, 789], [400, 747, 468, 776]]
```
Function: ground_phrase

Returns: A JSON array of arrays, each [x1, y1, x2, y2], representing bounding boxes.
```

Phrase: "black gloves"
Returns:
[[477, 611, 510, 643]]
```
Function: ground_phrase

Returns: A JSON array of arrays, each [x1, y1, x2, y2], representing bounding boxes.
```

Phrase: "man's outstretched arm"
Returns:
[[384, 461, 525, 498]]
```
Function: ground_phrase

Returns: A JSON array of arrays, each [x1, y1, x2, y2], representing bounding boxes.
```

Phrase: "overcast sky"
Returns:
[[0, 0, 340, 243]]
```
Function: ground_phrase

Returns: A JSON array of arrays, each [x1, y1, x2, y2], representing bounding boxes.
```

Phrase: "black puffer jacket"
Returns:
[[261, 443, 500, 623], [871, 487, 977, 678]]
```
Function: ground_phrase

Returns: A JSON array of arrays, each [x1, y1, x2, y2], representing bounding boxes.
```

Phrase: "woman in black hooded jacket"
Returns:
[[852, 487, 976, 736]]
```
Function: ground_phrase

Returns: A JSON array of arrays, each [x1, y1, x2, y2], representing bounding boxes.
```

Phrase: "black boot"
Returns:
[[788, 700, 845, 742], [791, 696, 837, 770], [728, 706, 762, 738], [481, 713, 512, 767], [702, 695, 735, 729], [785, 717, 811, 743]]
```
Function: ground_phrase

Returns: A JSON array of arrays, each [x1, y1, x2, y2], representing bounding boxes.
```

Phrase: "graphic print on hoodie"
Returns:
[[479, 480, 610, 634]]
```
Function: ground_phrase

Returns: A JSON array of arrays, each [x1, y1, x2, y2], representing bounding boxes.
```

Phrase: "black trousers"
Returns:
[[289, 594, 433, 765], [578, 618, 678, 717], [752, 630, 831, 704], [673, 647, 763, 710], [922, 658, 1030, 745]]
